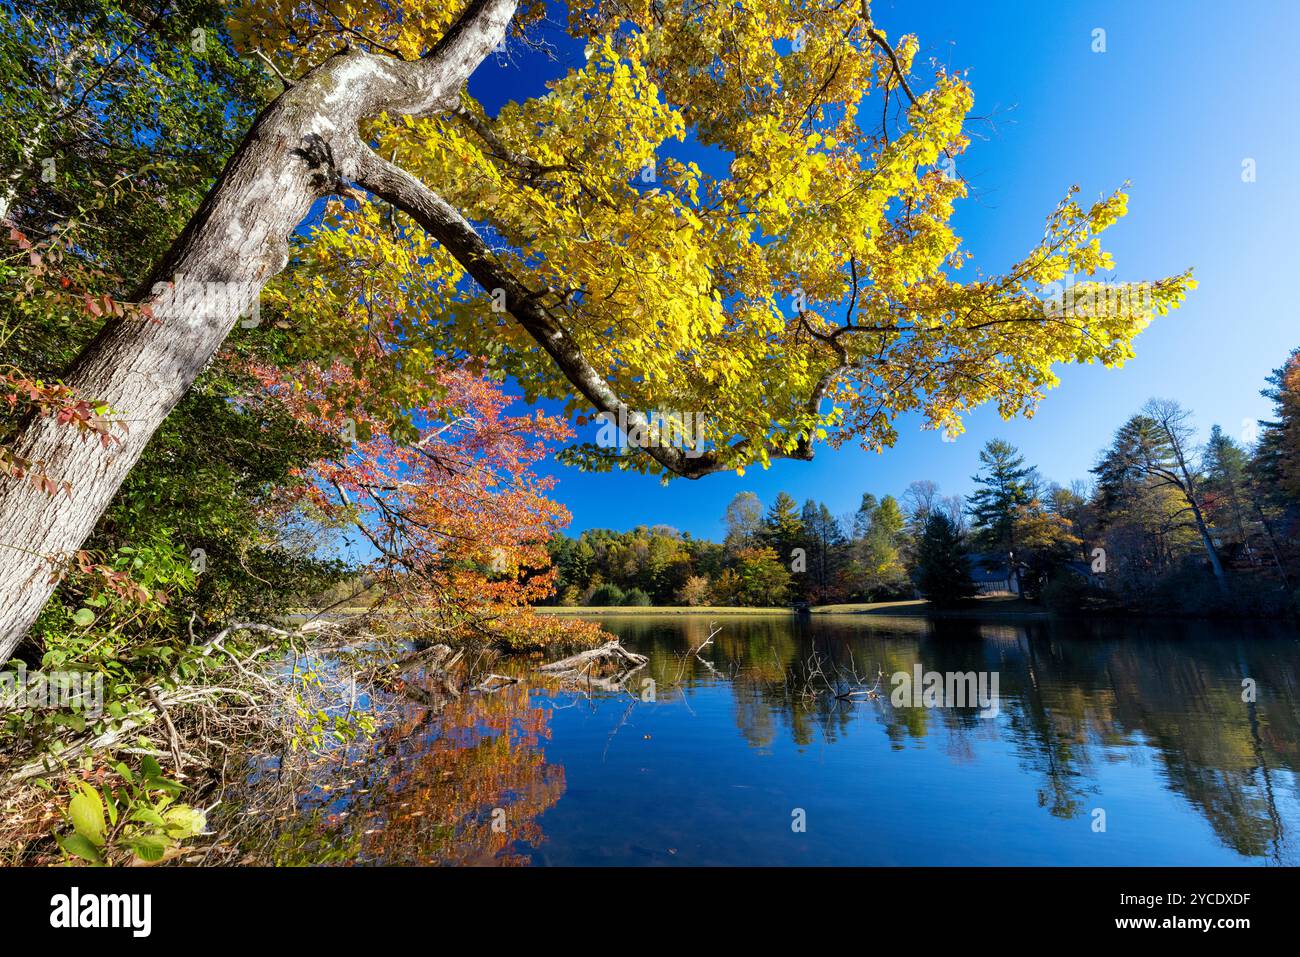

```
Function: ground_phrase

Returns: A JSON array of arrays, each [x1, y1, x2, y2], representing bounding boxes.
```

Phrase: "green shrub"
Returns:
[[621, 588, 652, 607], [588, 584, 625, 606]]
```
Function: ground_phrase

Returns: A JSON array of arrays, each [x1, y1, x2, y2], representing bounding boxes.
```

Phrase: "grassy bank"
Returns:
[[536, 596, 1051, 620], [536, 604, 794, 616]]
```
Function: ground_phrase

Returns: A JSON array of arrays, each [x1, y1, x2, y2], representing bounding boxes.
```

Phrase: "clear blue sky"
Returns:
[[467, 0, 1299, 540]]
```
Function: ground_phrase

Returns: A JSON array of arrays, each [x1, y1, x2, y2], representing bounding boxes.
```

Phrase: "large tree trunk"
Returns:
[[0, 0, 517, 664]]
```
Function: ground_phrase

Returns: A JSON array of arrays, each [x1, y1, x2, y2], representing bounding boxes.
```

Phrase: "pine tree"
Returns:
[[801, 499, 846, 599], [1203, 424, 1254, 559], [968, 440, 1039, 551], [915, 513, 977, 606], [762, 491, 805, 568], [1254, 348, 1300, 506]]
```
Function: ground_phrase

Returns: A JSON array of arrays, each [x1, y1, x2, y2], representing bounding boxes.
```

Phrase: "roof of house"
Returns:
[[967, 553, 1012, 583]]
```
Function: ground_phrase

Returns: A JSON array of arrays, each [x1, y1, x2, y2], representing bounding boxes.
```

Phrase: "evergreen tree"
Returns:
[[1253, 347, 1300, 506], [968, 440, 1039, 551], [761, 491, 805, 567], [852, 492, 879, 540], [915, 513, 977, 606], [1203, 424, 1254, 559], [801, 499, 846, 599]]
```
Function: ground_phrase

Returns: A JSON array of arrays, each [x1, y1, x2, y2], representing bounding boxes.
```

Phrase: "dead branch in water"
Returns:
[[800, 651, 885, 704], [668, 622, 725, 685], [538, 639, 648, 693]]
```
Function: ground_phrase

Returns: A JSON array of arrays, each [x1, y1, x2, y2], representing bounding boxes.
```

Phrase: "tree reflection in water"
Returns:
[[241, 616, 1300, 866], [263, 679, 562, 866]]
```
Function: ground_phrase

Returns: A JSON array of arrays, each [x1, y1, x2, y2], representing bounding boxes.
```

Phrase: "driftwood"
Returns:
[[538, 640, 648, 693], [539, 640, 647, 674]]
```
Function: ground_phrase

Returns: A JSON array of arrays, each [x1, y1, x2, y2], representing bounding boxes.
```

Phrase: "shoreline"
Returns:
[[534, 597, 1053, 621]]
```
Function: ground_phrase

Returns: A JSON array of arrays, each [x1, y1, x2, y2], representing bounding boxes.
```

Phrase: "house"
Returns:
[[1062, 560, 1105, 589], [968, 552, 1020, 595]]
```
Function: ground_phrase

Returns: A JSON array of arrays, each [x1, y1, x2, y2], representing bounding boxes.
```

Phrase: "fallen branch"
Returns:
[[538, 639, 647, 673]]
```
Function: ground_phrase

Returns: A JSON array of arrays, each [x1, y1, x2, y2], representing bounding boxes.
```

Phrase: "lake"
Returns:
[[262, 614, 1300, 866]]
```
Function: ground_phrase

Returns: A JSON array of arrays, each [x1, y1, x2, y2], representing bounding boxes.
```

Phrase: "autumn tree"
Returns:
[[250, 356, 603, 650], [1010, 500, 1082, 598], [1140, 400, 1228, 588], [1091, 408, 1219, 593], [0, 0, 1194, 660], [853, 493, 909, 599]]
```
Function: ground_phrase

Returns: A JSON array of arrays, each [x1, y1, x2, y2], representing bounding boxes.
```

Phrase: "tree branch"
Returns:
[[352, 145, 817, 478]]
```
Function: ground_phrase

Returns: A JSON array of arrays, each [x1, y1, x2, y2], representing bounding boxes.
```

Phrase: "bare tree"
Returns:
[[1141, 398, 1228, 590]]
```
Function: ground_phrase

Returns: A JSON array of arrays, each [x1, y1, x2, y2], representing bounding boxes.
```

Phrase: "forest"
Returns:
[[548, 367, 1300, 615]]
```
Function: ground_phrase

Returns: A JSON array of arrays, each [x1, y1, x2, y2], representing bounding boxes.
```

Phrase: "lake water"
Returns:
[[266, 614, 1300, 866]]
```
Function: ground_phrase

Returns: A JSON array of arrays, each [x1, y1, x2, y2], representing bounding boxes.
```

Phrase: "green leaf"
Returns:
[[68, 783, 106, 846], [130, 807, 167, 828], [57, 832, 104, 865], [71, 608, 95, 627], [127, 834, 168, 863], [163, 805, 207, 839], [101, 787, 118, 827]]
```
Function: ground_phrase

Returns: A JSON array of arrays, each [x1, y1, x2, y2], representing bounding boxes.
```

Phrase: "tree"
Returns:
[[0, 0, 1194, 658], [1250, 347, 1300, 585], [901, 480, 940, 535], [914, 513, 976, 606], [621, 587, 651, 607], [856, 494, 909, 598], [1203, 424, 1255, 561], [968, 439, 1039, 553], [588, 583, 625, 607], [728, 547, 792, 607], [762, 491, 805, 571], [1092, 403, 1226, 591], [1141, 400, 1228, 589], [723, 491, 764, 554], [1010, 500, 1082, 598], [800, 499, 846, 601], [676, 574, 712, 607], [852, 492, 879, 540], [257, 358, 601, 650], [1254, 347, 1300, 505]]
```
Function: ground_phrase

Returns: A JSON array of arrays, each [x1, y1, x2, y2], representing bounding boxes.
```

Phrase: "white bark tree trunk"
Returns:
[[0, 0, 517, 664]]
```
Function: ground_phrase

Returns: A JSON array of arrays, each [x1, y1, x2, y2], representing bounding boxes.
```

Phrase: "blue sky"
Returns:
[[467, 0, 1299, 539]]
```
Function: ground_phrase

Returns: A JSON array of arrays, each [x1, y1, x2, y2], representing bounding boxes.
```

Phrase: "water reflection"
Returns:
[[269, 681, 563, 866], [260, 615, 1300, 865], [610, 615, 1300, 864]]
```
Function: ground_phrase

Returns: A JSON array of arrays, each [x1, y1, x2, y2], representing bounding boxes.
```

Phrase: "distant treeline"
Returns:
[[547, 346, 1300, 616]]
